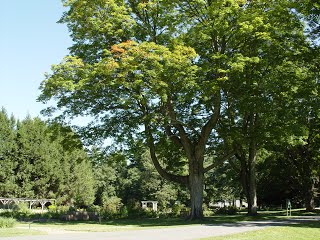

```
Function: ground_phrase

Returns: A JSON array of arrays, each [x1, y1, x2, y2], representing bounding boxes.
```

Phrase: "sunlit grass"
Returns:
[[16, 209, 320, 233], [200, 221, 320, 240], [1, 209, 319, 237], [0, 228, 46, 237], [21, 218, 196, 232]]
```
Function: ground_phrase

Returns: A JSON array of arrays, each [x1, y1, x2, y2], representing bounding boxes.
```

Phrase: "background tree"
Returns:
[[213, 0, 312, 214], [14, 117, 54, 198], [0, 110, 95, 207], [204, 160, 242, 207], [0, 108, 18, 197], [46, 122, 96, 207], [89, 149, 126, 214], [258, 143, 320, 211]]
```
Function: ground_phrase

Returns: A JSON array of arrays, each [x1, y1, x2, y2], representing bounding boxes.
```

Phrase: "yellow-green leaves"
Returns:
[[39, 0, 314, 153], [95, 41, 199, 103], [40, 56, 85, 98], [60, 0, 135, 62], [230, 54, 260, 73]]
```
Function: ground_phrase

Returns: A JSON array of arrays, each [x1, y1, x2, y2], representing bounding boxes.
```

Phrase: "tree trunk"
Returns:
[[236, 143, 258, 216], [305, 181, 315, 212], [240, 164, 257, 215], [305, 195, 315, 212], [247, 159, 257, 215], [189, 172, 204, 220], [247, 143, 258, 215]]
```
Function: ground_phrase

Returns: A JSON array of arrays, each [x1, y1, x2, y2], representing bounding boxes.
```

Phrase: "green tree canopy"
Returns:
[[39, 0, 313, 219]]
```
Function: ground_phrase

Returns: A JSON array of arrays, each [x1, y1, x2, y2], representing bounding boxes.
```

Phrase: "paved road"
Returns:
[[1, 217, 319, 240]]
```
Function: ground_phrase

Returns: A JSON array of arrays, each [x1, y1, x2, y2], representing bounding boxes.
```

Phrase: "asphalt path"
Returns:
[[1, 216, 319, 240]]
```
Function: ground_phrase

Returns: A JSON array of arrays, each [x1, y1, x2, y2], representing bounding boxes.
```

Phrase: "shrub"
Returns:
[[143, 208, 159, 218], [0, 210, 13, 218], [13, 202, 32, 219], [202, 204, 214, 217], [101, 196, 123, 219], [214, 206, 238, 215], [0, 217, 16, 228], [126, 202, 158, 219], [203, 209, 214, 217], [48, 204, 57, 212], [171, 203, 185, 217], [57, 205, 70, 214], [119, 206, 128, 218], [127, 206, 146, 219]]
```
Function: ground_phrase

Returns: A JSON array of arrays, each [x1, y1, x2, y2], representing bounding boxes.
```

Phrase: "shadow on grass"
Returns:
[[30, 218, 197, 228], [283, 220, 320, 229], [27, 215, 281, 228], [22, 209, 320, 228]]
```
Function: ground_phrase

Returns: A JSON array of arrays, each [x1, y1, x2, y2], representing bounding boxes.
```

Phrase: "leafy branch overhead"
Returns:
[[39, 40, 219, 142]]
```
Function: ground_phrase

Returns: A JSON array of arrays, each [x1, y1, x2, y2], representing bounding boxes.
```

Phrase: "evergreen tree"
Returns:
[[0, 111, 95, 207], [0, 108, 18, 197]]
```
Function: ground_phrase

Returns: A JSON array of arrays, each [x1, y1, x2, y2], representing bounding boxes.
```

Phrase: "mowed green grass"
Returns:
[[19, 209, 302, 232], [0, 218, 195, 236], [22, 218, 197, 232], [0, 209, 319, 237], [0, 228, 46, 237], [200, 221, 320, 240]]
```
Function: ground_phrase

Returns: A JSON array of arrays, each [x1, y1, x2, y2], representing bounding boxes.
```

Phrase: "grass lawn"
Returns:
[[1, 209, 319, 237], [21, 209, 317, 233], [200, 221, 320, 240], [0, 228, 46, 237], [22, 218, 197, 232], [0, 217, 200, 237], [23, 209, 303, 230], [21, 215, 257, 232]]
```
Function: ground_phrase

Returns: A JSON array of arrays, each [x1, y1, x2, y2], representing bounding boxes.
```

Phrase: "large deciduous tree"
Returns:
[[39, 0, 312, 218], [216, 1, 311, 214]]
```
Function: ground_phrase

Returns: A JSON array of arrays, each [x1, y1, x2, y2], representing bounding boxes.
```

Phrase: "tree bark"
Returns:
[[235, 143, 258, 216], [145, 121, 205, 220], [189, 172, 204, 219], [305, 194, 315, 212], [185, 144, 205, 220], [305, 180, 316, 212], [247, 159, 257, 215], [247, 142, 258, 215]]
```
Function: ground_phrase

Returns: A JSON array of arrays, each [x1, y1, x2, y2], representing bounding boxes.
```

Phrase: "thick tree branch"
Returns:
[[228, 157, 240, 172], [203, 151, 235, 173], [140, 99, 188, 185], [144, 122, 188, 185], [165, 125, 183, 147], [166, 100, 194, 158], [196, 91, 221, 153], [233, 142, 246, 160]]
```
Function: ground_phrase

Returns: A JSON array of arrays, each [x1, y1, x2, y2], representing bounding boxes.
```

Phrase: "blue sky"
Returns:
[[0, 1, 72, 120]]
